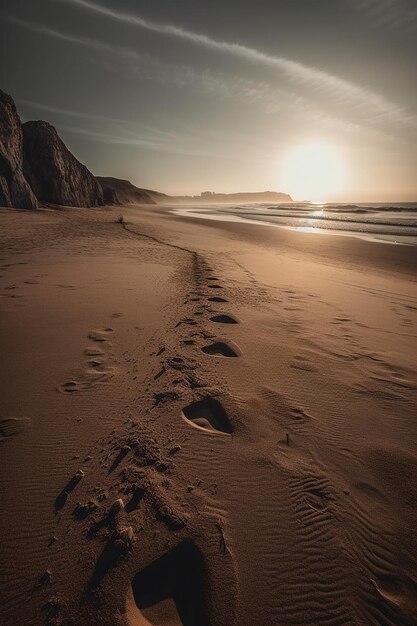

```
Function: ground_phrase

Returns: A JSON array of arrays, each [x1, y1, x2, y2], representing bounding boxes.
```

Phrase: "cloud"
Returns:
[[4, 8, 416, 142], [61, 0, 417, 130], [17, 98, 182, 142], [354, 0, 417, 31], [15, 96, 261, 161], [54, 122, 271, 162], [1, 13, 146, 59]]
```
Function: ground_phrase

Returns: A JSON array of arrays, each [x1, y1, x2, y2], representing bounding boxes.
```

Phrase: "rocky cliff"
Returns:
[[0, 90, 38, 209], [23, 121, 103, 208], [97, 176, 170, 205], [97, 176, 156, 205]]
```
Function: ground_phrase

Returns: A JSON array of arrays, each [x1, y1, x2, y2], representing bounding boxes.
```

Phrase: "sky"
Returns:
[[1, 0, 416, 201]]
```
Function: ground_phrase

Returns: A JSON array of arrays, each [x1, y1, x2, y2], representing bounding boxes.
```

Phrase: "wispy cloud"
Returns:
[[1, 13, 147, 59], [16, 97, 198, 153], [17, 98, 182, 142], [15, 96, 265, 162], [53, 122, 275, 162], [354, 0, 417, 31], [61, 0, 416, 130], [4, 9, 416, 144]]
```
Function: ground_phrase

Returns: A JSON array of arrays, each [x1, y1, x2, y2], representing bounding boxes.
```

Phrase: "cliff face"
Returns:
[[23, 121, 103, 208], [0, 90, 38, 209], [97, 176, 157, 205]]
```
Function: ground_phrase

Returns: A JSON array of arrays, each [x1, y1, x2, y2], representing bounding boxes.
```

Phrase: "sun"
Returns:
[[280, 141, 346, 201]]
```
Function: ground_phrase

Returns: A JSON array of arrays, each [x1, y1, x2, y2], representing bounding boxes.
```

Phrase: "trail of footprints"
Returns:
[[146, 260, 242, 434], [56, 257, 417, 624], [57, 327, 116, 394], [170, 259, 242, 436], [49, 258, 241, 624], [50, 255, 415, 625]]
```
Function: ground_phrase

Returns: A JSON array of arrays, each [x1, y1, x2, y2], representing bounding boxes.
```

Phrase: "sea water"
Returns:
[[171, 202, 417, 246]]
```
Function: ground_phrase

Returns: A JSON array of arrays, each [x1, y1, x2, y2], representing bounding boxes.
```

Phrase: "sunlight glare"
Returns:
[[280, 141, 346, 201]]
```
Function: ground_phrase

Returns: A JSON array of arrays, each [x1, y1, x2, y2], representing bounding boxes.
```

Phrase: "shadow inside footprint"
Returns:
[[201, 342, 238, 358], [131, 541, 208, 626], [210, 314, 238, 324], [182, 397, 232, 434], [207, 285, 222, 289], [108, 446, 130, 474], [208, 297, 228, 303], [0, 416, 30, 438], [55, 470, 84, 512], [125, 487, 145, 513], [57, 381, 79, 394]]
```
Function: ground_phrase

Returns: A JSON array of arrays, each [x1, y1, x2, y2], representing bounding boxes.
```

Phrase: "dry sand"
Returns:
[[0, 203, 416, 626]]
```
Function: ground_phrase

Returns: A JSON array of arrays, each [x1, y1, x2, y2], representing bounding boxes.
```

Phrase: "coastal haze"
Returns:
[[1, 3, 417, 626]]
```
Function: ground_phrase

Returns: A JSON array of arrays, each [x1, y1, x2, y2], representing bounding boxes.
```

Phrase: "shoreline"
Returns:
[[169, 203, 417, 248], [162, 205, 417, 279]]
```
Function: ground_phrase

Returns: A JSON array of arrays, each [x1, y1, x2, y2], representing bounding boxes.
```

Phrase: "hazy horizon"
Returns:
[[1, 0, 416, 201]]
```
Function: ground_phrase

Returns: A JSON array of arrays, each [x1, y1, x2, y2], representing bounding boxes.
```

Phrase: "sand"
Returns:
[[0, 203, 416, 626]]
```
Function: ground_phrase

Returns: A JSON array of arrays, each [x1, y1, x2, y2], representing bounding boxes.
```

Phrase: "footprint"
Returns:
[[177, 318, 198, 327], [57, 381, 79, 394], [0, 416, 31, 438], [210, 314, 239, 325], [289, 407, 312, 421], [290, 354, 316, 372], [130, 541, 208, 626], [153, 391, 180, 407], [87, 358, 107, 370], [201, 341, 239, 358], [182, 397, 232, 434], [84, 347, 104, 357], [57, 363, 113, 393], [88, 328, 114, 342]]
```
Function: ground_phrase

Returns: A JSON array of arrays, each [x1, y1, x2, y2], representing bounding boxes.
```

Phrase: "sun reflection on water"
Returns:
[[296, 225, 319, 233]]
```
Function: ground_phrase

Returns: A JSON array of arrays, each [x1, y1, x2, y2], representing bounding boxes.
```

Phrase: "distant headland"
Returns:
[[166, 190, 293, 204]]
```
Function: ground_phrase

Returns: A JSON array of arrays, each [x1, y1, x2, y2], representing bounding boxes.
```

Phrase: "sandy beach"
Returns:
[[1, 203, 417, 626]]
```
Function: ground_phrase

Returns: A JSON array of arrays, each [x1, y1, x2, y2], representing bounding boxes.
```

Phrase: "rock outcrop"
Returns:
[[23, 121, 103, 207], [0, 89, 38, 209], [97, 176, 160, 205]]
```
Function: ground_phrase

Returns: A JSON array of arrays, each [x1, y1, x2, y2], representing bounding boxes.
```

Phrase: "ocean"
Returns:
[[171, 202, 417, 246]]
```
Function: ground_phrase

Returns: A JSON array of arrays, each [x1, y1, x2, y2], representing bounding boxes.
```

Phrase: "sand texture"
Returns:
[[1, 204, 417, 626]]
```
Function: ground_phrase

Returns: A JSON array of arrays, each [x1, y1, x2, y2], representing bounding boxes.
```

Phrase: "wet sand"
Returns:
[[1, 204, 417, 625]]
